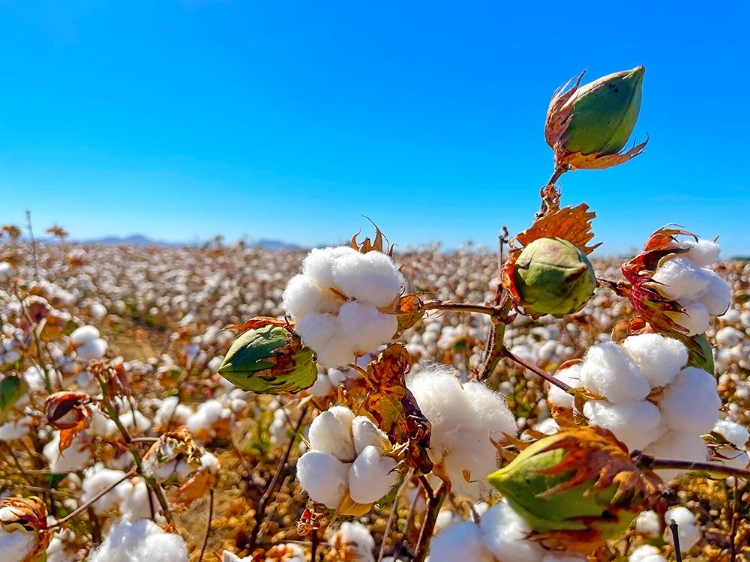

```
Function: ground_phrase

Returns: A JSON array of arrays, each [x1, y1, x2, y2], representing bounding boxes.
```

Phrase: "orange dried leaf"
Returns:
[[516, 204, 599, 255], [560, 139, 648, 170]]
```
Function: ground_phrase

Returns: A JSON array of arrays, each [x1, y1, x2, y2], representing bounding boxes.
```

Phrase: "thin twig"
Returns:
[[310, 528, 319, 562], [413, 481, 447, 562], [668, 518, 683, 562], [477, 298, 514, 382], [248, 406, 308, 550], [198, 489, 215, 562], [378, 471, 412, 562], [729, 478, 739, 561], [502, 347, 572, 392], [633, 452, 750, 480]]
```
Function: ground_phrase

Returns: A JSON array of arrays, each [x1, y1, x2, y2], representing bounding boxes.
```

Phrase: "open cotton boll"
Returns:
[[583, 400, 662, 451], [579, 342, 650, 404], [331, 251, 404, 308], [666, 301, 710, 336], [82, 465, 130, 514], [548, 364, 581, 409], [296, 314, 353, 368], [282, 274, 341, 318], [76, 337, 108, 360], [302, 246, 357, 289], [715, 327, 745, 348], [629, 545, 667, 562], [478, 502, 546, 562], [0, 417, 32, 442], [644, 430, 707, 480], [338, 301, 397, 352], [329, 521, 376, 562], [70, 325, 100, 346], [634, 510, 661, 538], [117, 477, 158, 521], [44, 432, 92, 473], [622, 334, 687, 388], [408, 368, 516, 498], [660, 367, 721, 435], [308, 406, 356, 461], [651, 257, 711, 301], [87, 518, 188, 562], [427, 520, 495, 562], [664, 506, 701, 553], [352, 416, 389, 455], [696, 272, 731, 316], [0, 527, 36, 562], [713, 419, 749, 448], [296, 451, 350, 508], [348, 445, 398, 504], [684, 238, 721, 267]]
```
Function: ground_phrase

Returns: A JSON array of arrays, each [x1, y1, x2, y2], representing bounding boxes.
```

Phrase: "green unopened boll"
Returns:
[[513, 237, 596, 317]]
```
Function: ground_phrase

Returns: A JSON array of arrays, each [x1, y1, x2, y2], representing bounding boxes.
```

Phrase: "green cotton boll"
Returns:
[[513, 238, 597, 317], [563, 66, 644, 156], [218, 323, 318, 394]]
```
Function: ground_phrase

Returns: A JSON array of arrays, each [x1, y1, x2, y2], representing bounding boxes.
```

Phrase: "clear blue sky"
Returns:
[[1, 1, 749, 256]]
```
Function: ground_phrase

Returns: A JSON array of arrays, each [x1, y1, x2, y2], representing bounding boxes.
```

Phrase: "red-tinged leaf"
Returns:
[[394, 293, 427, 337]]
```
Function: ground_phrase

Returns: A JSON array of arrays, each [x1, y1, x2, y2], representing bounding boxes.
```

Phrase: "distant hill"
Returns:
[[79, 234, 303, 250]]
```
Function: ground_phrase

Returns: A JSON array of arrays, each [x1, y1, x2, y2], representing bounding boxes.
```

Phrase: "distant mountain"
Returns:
[[249, 238, 303, 251], [78, 234, 304, 250]]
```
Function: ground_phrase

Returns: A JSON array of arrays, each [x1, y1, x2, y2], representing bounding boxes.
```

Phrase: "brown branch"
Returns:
[[502, 348, 572, 392], [633, 452, 750, 480], [413, 480, 447, 562], [668, 518, 683, 562]]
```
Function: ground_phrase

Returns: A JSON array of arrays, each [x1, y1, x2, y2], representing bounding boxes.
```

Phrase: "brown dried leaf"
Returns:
[[516, 204, 599, 255], [225, 316, 290, 334], [545, 72, 585, 148], [394, 293, 427, 337], [350, 221, 393, 256], [560, 139, 648, 170]]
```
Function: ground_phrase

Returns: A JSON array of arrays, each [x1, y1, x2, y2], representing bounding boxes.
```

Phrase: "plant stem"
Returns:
[[633, 452, 750, 480], [501, 347, 572, 392], [413, 481, 447, 562], [421, 300, 496, 316], [477, 298, 514, 382], [546, 164, 570, 187], [668, 518, 683, 562]]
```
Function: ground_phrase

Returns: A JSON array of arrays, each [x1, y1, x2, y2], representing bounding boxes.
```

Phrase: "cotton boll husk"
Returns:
[[712, 419, 749, 448], [696, 272, 731, 316], [664, 506, 701, 553], [296, 451, 350, 508], [634, 510, 661, 538], [302, 246, 357, 289], [296, 314, 353, 368], [87, 518, 188, 562], [622, 333, 687, 388], [70, 325, 100, 346], [548, 364, 581, 409], [282, 274, 340, 318], [644, 430, 707, 480], [352, 416, 389, 454], [685, 238, 721, 267], [667, 301, 710, 337], [332, 251, 403, 308], [660, 367, 721, 434], [580, 342, 650, 404], [308, 406, 356, 461], [478, 502, 546, 562], [0, 528, 36, 562], [629, 545, 667, 562], [338, 302, 397, 353], [652, 257, 711, 300], [348, 446, 398, 504], [427, 521, 494, 562], [583, 400, 662, 451]]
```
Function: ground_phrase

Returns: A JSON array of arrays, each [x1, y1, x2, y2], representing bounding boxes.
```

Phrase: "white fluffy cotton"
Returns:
[[480, 502, 548, 561], [296, 451, 350, 507], [70, 325, 100, 346], [87, 518, 188, 562], [652, 257, 711, 301], [427, 519, 495, 562], [664, 506, 701, 553], [667, 301, 710, 336], [407, 367, 516, 498], [634, 510, 661, 538], [583, 400, 662, 451], [348, 445, 398, 504], [329, 521, 376, 562], [308, 406, 356, 462], [684, 238, 721, 267], [579, 342, 650, 404], [548, 364, 581, 409], [712, 419, 749, 448], [659, 367, 721, 435], [352, 416, 389, 454], [622, 333, 687, 388], [0, 506, 37, 562], [644, 430, 708, 480], [629, 545, 667, 562]]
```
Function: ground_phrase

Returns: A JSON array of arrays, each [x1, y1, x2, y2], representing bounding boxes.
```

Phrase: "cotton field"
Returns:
[[0, 237, 748, 562]]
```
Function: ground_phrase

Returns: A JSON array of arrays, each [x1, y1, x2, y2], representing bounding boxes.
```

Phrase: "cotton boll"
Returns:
[[713, 447, 749, 469], [329, 521, 376, 562], [629, 545, 667, 562], [478, 502, 546, 562], [338, 302, 397, 353], [660, 367, 721, 435], [87, 518, 188, 562], [296, 451, 350, 508], [427, 521, 494, 562], [282, 274, 340, 318], [548, 364, 581, 409], [583, 400, 662, 451], [696, 272, 731, 316], [308, 406, 356, 461], [296, 314, 353, 368], [70, 325, 100, 346], [90, 303, 107, 321], [302, 246, 357, 289], [76, 338, 108, 360], [685, 238, 721, 267], [352, 416, 389, 454], [0, 527, 36, 562], [308, 372, 335, 398], [82, 466, 129, 514], [664, 506, 701, 553], [44, 432, 92, 473], [118, 477, 158, 521], [712, 419, 749, 448], [622, 334, 687, 388], [634, 510, 661, 538], [580, 342, 650, 404], [667, 301, 710, 336], [715, 327, 745, 348], [652, 257, 711, 300], [332, 251, 404, 308], [0, 417, 32, 442], [348, 446, 398, 504], [644, 430, 707, 480]]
